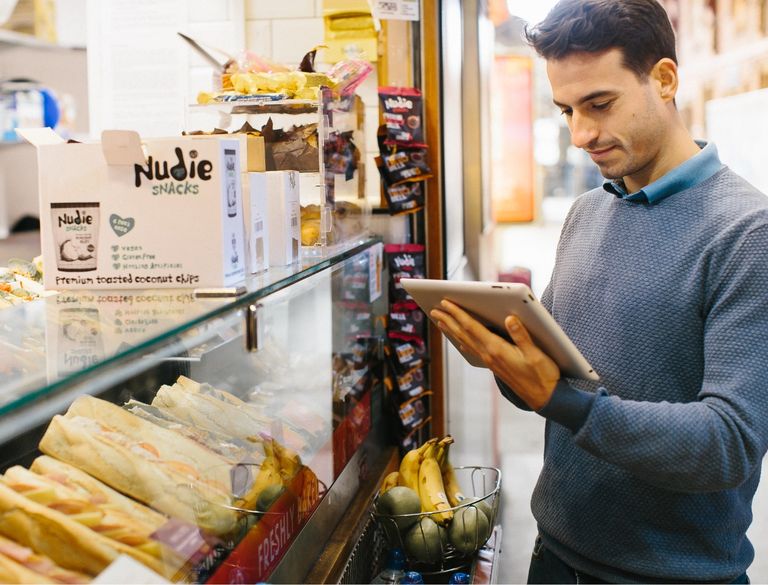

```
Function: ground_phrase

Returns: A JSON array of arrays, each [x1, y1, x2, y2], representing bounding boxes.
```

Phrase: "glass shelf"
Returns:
[[190, 98, 319, 115], [0, 238, 379, 420]]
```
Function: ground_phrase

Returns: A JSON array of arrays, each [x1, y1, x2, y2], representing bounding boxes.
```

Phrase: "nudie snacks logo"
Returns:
[[57, 208, 95, 228], [134, 147, 213, 195], [384, 96, 413, 110]]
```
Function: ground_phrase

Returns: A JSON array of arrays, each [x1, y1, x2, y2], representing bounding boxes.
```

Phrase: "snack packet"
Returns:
[[386, 243, 426, 302], [378, 86, 426, 147]]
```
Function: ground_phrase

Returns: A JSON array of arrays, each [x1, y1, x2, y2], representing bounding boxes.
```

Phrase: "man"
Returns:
[[431, 0, 768, 583]]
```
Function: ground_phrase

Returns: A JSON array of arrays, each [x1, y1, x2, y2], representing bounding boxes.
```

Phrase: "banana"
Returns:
[[237, 439, 282, 509], [398, 438, 437, 492], [379, 471, 402, 495], [271, 437, 302, 481], [418, 442, 453, 526], [439, 438, 465, 507], [435, 435, 454, 467]]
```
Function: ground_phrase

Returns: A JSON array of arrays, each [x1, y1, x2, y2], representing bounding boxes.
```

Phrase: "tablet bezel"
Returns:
[[400, 278, 599, 381]]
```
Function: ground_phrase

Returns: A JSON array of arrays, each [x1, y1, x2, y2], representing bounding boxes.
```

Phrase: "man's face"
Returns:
[[547, 48, 669, 188]]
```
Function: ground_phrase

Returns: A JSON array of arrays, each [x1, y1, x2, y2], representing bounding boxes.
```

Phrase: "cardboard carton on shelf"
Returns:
[[19, 128, 247, 290]]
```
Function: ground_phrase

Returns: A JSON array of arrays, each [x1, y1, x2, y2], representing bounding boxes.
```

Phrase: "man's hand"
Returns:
[[430, 299, 561, 410]]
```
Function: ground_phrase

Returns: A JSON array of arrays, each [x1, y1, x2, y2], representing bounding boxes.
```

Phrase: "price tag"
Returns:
[[374, 0, 420, 21], [93, 554, 170, 584], [369, 242, 383, 302]]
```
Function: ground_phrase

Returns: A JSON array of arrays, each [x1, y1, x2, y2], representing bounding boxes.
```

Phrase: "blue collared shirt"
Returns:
[[602, 141, 723, 204]]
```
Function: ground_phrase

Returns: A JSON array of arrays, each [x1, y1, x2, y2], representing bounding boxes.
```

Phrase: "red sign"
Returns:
[[207, 466, 320, 583]]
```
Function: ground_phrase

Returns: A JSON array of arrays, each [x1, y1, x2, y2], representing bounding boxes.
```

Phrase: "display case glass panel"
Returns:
[[0, 239, 386, 584]]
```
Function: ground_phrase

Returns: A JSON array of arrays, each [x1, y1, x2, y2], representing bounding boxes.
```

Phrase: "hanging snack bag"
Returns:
[[385, 338, 427, 375], [386, 243, 426, 303], [376, 157, 424, 214], [398, 391, 430, 431], [376, 125, 432, 185], [378, 87, 427, 147], [379, 148, 432, 185], [388, 301, 426, 343], [395, 365, 427, 398]]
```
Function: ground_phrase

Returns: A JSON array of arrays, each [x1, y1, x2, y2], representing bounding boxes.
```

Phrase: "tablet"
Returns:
[[400, 278, 599, 381]]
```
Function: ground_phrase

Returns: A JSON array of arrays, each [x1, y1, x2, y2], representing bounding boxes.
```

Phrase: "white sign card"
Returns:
[[374, 0, 420, 21]]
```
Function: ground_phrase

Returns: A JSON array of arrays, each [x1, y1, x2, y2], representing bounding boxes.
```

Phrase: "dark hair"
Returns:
[[525, 0, 677, 78]]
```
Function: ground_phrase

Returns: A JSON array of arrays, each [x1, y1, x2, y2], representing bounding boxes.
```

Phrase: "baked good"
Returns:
[[2, 465, 173, 573], [29, 455, 166, 530], [38, 398, 237, 536], [0, 482, 119, 575], [0, 533, 91, 584]]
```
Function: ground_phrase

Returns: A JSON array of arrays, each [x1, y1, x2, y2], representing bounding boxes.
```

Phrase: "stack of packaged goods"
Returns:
[[384, 244, 430, 452], [376, 87, 432, 215]]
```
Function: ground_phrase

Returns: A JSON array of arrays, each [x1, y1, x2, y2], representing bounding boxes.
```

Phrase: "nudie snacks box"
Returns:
[[23, 129, 247, 290]]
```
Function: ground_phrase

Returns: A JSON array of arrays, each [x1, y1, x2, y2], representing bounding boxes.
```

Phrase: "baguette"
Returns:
[[29, 455, 166, 530], [152, 383, 268, 441], [159, 382, 311, 456], [3, 466, 169, 560], [0, 551, 50, 584], [66, 395, 231, 491], [39, 414, 237, 536], [0, 534, 91, 584], [123, 399, 261, 465], [0, 468, 173, 578], [0, 482, 118, 575]]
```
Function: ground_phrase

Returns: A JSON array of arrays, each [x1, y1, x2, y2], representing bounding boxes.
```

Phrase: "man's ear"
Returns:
[[651, 58, 678, 103]]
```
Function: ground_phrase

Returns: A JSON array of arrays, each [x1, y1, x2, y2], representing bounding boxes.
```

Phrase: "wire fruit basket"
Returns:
[[371, 466, 501, 575]]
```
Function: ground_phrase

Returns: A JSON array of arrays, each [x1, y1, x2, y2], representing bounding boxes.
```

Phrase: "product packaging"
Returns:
[[21, 129, 247, 290], [385, 243, 426, 302], [378, 87, 426, 147], [247, 174, 269, 274], [249, 170, 300, 266]]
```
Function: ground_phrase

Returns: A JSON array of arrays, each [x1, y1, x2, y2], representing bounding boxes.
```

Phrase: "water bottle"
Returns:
[[371, 548, 406, 584], [448, 571, 471, 584], [400, 570, 424, 583]]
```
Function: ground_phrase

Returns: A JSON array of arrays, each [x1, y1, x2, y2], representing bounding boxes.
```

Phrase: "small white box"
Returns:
[[248, 173, 269, 274], [252, 170, 300, 267]]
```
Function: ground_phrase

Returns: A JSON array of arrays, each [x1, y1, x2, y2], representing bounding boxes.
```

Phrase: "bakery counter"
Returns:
[[0, 237, 389, 583]]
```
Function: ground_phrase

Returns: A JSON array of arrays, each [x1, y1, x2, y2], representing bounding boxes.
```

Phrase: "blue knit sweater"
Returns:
[[499, 165, 768, 582]]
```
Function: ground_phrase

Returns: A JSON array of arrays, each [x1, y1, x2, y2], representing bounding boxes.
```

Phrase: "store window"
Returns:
[[492, 5, 602, 225]]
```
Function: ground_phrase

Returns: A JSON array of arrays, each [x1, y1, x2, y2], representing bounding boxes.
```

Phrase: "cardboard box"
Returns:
[[247, 173, 269, 274], [246, 134, 266, 172], [250, 170, 300, 267], [22, 129, 247, 290]]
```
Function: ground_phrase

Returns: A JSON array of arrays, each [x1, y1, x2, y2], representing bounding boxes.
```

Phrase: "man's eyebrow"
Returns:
[[553, 90, 617, 109]]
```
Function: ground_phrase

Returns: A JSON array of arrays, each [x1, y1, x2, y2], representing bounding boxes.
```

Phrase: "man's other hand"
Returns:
[[430, 300, 560, 410]]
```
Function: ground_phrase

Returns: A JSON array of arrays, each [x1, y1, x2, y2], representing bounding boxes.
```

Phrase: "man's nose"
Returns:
[[569, 112, 599, 149]]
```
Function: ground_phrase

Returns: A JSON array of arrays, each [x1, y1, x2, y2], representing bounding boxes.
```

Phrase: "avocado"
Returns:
[[463, 496, 493, 519], [405, 516, 445, 564], [448, 505, 491, 555], [460, 496, 494, 538], [375, 486, 421, 531]]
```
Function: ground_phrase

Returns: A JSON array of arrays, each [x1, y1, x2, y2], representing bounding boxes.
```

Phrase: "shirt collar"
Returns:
[[602, 141, 723, 204]]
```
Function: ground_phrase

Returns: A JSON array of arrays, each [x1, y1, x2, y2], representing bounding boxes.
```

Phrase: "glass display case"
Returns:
[[0, 238, 390, 584], [188, 89, 370, 257]]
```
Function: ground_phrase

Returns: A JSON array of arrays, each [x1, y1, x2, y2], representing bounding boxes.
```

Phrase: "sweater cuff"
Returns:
[[494, 376, 534, 412], [537, 380, 595, 433]]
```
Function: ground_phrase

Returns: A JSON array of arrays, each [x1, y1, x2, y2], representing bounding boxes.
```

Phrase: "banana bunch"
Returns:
[[236, 435, 303, 510], [378, 435, 465, 527]]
